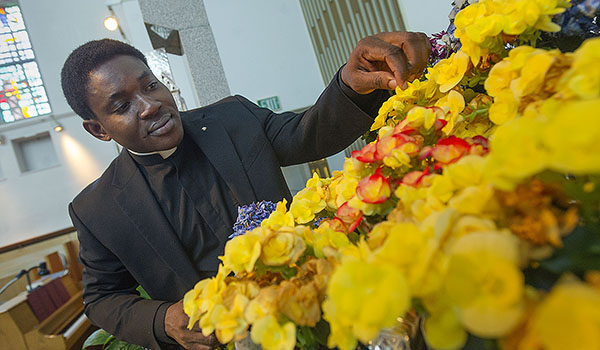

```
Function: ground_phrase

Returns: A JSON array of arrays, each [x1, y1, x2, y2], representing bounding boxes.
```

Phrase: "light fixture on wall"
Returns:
[[104, 16, 119, 31], [104, 0, 129, 42], [50, 116, 63, 132]]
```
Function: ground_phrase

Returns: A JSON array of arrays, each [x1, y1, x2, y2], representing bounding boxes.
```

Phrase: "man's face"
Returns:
[[83, 55, 184, 153]]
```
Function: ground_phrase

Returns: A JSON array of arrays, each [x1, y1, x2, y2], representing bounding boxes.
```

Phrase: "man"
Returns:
[[61, 32, 430, 350]]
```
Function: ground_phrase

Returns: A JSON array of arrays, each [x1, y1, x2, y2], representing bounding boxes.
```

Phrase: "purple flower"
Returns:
[[229, 201, 277, 238]]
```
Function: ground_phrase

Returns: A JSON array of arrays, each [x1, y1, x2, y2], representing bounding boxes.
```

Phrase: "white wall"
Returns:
[[398, 0, 453, 35], [203, 0, 325, 111]]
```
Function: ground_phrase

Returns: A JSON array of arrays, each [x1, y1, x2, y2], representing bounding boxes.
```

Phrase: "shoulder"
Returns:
[[182, 95, 255, 117], [181, 95, 264, 127], [71, 153, 126, 216]]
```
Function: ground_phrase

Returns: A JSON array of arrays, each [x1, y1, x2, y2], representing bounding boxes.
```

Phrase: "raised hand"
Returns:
[[341, 31, 432, 94]]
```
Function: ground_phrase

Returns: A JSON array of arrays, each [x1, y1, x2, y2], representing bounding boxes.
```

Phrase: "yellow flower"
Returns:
[[342, 156, 367, 179], [435, 90, 465, 134], [427, 174, 456, 204], [290, 187, 326, 223], [244, 286, 278, 324], [306, 171, 329, 188], [448, 184, 495, 215], [382, 142, 419, 169], [184, 265, 229, 333], [445, 155, 486, 189], [484, 116, 549, 189], [334, 175, 359, 208], [371, 222, 428, 271], [489, 88, 519, 125], [450, 215, 497, 241], [261, 199, 294, 230], [430, 51, 471, 93], [530, 282, 600, 350], [453, 0, 568, 64], [210, 293, 250, 343], [277, 280, 321, 326], [423, 304, 468, 350], [370, 222, 439, 296], [323, 259, 410, 350], [371, 95, 401, 131], [444, 231, 524, 338], [221, 230, 262, 274], [485, 60, 517, 96], [183, 278, 210, 330], [558, 37, 600, 100], [260, 226, 306, 266], [348, 195, 381, 216], [403, 106, 439, 131], [251, 315, 296, 350], [542, 98, 600, 174], [307, 220, 351, 258], [511, 50, 557, 97], [367, 221, 398, 250]]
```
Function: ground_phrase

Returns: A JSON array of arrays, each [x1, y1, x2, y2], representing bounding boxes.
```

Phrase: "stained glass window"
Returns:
[[0, 4, 51, 124]]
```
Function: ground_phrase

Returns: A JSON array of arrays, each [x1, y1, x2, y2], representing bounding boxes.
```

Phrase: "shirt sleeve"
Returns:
[[153, 301, 178, 345], [336, 65, 392, 120]]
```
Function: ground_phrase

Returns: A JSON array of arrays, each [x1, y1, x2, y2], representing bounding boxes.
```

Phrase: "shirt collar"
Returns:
[[128, 146, 178, 159]]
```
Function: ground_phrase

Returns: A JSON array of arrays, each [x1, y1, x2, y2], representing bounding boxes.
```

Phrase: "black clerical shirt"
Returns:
[[129, 133, 241, 345]]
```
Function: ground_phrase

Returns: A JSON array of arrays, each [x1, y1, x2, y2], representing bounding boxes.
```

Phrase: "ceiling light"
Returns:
[[104, 16, 119, 31]]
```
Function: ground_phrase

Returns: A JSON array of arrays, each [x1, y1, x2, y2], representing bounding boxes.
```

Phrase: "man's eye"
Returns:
[[115, 102, 130, 113], [148, 81, 158, 90]]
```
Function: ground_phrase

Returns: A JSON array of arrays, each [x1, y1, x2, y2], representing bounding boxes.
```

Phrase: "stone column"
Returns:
[[137, 0, 230, 106]]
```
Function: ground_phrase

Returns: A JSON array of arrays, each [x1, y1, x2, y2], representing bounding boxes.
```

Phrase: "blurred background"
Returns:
[[0, 0, 450, 308]]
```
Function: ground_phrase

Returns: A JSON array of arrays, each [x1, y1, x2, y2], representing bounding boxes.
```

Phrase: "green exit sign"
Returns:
[[257, 96, 281, 111]]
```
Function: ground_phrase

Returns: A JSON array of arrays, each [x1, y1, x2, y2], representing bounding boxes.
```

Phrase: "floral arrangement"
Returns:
[[183, 1, 600, 349], [230, 201, 277, 238]]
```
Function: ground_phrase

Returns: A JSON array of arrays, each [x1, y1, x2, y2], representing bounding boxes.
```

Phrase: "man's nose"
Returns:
[[138, 95, 161, 119]]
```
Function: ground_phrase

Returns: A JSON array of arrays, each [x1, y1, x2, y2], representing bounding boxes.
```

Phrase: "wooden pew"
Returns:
[[24, 289, 93, 350], [0, 275, 92, 350]]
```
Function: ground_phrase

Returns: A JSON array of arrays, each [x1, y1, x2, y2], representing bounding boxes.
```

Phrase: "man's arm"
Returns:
[[235, 31, 431, 167], [70, 204, 176, 350]]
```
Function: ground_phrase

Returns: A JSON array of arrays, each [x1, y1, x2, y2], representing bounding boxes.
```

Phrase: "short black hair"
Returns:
[[60, 39, 148, 120]]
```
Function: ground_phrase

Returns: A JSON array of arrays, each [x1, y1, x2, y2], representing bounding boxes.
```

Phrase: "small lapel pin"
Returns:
[[201, 126, 207, 131]]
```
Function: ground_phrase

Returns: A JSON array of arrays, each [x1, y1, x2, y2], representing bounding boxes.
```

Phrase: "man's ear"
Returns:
[[82, 119, 111, 141]]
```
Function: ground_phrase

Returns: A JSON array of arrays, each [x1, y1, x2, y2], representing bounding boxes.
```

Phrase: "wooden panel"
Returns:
[[25, 291, 86, 350], [0, 292, 38, 350], [0, 231, 77, 280], [45, 252, 64, 274], [62, 241, 82, 284]]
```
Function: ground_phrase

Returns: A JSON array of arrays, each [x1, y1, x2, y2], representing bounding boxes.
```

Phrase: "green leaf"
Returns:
[[105, 340, 143, 350], [83, 329, 114, 349], [297, 326, 318, 349], [313, 319, 331, 347], [254, 260, 298, 279], [136, 285, 151, 300], [463, 335, 499, 350], [539, 221, 600, 274]]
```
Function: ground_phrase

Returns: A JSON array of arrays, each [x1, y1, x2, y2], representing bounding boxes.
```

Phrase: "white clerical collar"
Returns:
[[128, 146, 178, 159]]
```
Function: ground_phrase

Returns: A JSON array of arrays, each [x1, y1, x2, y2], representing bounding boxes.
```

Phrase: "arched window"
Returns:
[[0, 4, 51, 124]]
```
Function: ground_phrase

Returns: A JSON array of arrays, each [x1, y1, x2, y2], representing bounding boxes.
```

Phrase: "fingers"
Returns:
[[181, 332, 220, 350], [343, 31, 431, 93], [376, 31, 431, 79], [359, 36, 410, 88]]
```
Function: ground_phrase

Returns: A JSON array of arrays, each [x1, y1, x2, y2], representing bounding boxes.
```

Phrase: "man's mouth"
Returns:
[[148, 115, 173, 136]]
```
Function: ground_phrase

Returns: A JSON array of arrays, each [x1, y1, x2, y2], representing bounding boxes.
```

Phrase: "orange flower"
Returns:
[[336, 202, 363, 233], [431, 136, 471, 166], [353, 143, 378, 163], [356, 168, 392, 204]]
